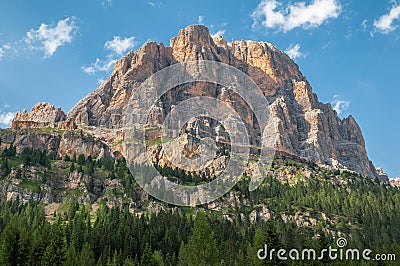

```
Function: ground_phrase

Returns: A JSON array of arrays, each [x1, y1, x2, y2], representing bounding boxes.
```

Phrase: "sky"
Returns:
[[0, 0, 399, 177]]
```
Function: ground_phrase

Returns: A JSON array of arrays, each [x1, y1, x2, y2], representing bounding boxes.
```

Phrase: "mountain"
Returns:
[[1, 25, 400, 265], [5, 24, 377, 178]]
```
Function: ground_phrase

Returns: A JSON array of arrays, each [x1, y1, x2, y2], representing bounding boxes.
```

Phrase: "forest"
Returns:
[[0, 147, 400, 265]]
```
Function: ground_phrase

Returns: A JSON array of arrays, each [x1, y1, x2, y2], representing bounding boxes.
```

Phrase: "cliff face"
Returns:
[[0, 129, 111, 159], [12, 102, 76, 130], [10, 25, 377, 177]]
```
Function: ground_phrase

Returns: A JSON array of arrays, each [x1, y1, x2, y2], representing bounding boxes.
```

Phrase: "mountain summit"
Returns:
[[7, 25, 377, 178]]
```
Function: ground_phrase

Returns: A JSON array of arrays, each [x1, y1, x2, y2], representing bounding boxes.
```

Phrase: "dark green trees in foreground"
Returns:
[[1, 148, 400, 265], [1, 196, 400, 265]]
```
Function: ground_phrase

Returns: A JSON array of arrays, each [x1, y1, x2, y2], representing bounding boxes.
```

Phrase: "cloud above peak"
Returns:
[[331, 95, 350, 115], [105, 36, 137, 56], [82, 35, 137, 76], [285, 43, 307, 60], [252, 0, 341, 33], [26, 17, 77, 58]]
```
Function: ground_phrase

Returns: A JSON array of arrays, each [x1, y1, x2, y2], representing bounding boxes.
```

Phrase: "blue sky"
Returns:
[[0, 0, 399, 177]]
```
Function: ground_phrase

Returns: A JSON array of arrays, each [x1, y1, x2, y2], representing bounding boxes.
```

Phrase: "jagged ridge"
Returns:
[[9, 25, 377, 178]]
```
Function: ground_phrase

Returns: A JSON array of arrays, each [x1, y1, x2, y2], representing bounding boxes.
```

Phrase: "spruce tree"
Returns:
[[186, 212, 219, 266], [41, 224, 67, 266]]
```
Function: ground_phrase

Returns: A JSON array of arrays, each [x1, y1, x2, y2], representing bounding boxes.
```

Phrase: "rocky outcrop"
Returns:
[[0, 162, 142, 207], [12, 102, 76, 130], [0, 129, 110, 159], [375, 168, 389, 181], [390, 178, 400, 187]]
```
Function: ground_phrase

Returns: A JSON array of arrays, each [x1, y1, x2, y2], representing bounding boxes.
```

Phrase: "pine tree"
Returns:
[[64, 154, 71, 162], [140, 243, 155, 265], [70, 162, 75, 173], [186, 212, 219, 266], [77, 154, 86, 166], [252, 224, 285, 266], [178, 241, 188, 266], [79, 243, 96, 266], [0, 223, 22, 266], [41, 224, 67, 266]]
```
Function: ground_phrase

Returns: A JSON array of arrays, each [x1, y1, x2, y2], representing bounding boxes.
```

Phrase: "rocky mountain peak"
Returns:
[[170, 24, 217, 61], [171, 24, 214, 49], [12, 102, 65, 125], [5, 25, 380, 178]]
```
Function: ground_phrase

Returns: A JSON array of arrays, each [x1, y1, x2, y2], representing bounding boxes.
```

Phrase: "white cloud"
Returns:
[[82, 57, 117, 75], [148, 1, 162, 8], [373, 4, 400, 34], [0, 44, 14, 61], [331, 95, 350, 115], [0, 112, 15, 127], [198, 15, 204, 24], [211, 29, 226, 38], [285, 43, 306, 60], [105, 36, 136, 56], [82, 35, 136, 75], [252, 0, 341, 33], [26, 17, 77, 58]]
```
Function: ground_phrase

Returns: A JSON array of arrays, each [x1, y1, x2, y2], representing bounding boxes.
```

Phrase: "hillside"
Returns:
[[0, 146, 399, 265]]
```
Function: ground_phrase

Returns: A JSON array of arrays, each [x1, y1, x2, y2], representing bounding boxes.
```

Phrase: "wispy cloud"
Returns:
[[26, 17, 78, 58], [322, 41, 332, 50], [251, 0, 341, 33], [82, 35, 136, 75], [105, 36, 136, 56], [211, 29, 226, 38], [82, 57, 117, 75], [285, 43, 307, 60], [198, 15, 204, 24], [361, 19, 368, 31], [373, 4, 400, 34], [148, 1, 162, 8], [0, 44, 12, 61], [331, 95, 350, 115], [101, 0, 112, 8]]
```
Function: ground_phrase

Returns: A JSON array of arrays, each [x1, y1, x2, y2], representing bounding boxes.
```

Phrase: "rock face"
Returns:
[[376, 168, 389, 181], [12, 102, 76, 130], [0, 129, 111, 159], [390, 178, 400, 187], [10, 25, 377, 177]]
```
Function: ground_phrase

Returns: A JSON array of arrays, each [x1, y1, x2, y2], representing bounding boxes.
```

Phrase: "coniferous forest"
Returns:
[[0, 147, 400, 265]]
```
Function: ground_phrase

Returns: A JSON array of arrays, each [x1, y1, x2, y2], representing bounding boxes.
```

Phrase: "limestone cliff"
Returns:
[[12, 102, 76, 130], [10, 25, 377, 177]]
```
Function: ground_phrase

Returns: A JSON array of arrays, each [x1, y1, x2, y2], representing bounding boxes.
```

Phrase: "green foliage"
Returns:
[[64, 154, 71, 162], [1, 150, 400, 265], [42, 223, 67, 266], [77, 154, 86, 166], [0, 223, 24, 265], [186, 212, 219, 266], [17, 179, 41, 192]]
